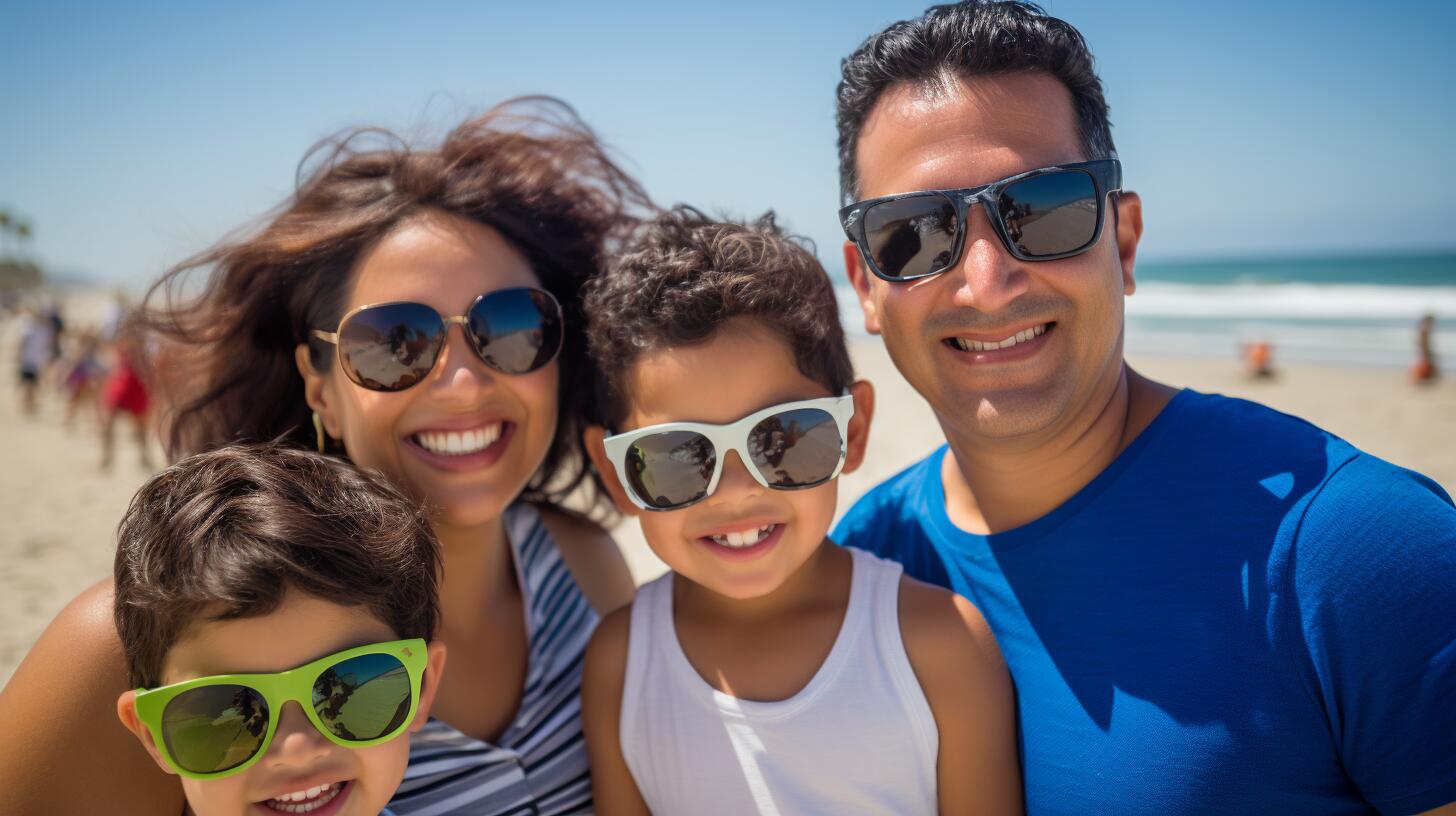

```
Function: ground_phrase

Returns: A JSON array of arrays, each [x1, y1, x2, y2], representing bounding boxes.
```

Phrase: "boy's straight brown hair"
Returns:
[[584, 205, 854, 429], [114, 443, 440, 688]]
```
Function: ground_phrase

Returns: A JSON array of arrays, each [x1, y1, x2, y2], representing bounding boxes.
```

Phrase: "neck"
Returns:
[[674, 540, 847, 627], [940, 361, 1169, 534], [433, 515, 516, 631]]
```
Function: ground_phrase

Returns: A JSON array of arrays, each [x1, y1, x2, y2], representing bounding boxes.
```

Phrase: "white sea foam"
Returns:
[[1127, 283, 1456, 320]]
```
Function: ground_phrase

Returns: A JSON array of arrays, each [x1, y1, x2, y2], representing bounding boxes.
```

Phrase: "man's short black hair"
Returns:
[[836, 0, 1116, 203]]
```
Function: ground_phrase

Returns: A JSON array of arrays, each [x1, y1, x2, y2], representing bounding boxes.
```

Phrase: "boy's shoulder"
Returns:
[[895, 571, 1001, 683]]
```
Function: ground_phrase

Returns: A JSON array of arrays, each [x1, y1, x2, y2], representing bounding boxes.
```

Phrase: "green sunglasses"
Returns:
[[133, 639, 427, 780]]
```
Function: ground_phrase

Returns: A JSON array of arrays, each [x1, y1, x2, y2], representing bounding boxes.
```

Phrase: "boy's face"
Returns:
[[590, 319, 872, 600], [118, 591, 445, 816]]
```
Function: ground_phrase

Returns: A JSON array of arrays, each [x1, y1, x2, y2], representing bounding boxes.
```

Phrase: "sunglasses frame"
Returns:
[[839, 158, 1123, 282], [133, 638, 427, 780], [603, 394, 855, 512], [310, 287, 563, 390]]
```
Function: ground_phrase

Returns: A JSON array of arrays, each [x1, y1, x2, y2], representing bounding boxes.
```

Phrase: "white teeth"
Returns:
[[266, 782, 343, 813], [952, 324, 1048, 352], [414, 424, 503, 456], [709, 524, 775, 549]]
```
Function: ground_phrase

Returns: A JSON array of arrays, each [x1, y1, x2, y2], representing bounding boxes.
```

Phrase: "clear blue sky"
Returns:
[[4, 0, 1454, 286]]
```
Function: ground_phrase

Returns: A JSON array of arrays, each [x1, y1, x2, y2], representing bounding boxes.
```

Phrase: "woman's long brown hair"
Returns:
[[142, 97, 652, 517]]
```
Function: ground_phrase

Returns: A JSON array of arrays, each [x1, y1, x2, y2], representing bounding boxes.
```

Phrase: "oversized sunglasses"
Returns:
[[840, 159, 1122, 282], [132, 639, 426, 780], [603, 394, 854, 511], [311, 287, 563, 391]]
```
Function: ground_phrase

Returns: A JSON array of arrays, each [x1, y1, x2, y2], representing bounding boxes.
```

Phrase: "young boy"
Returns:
[[113, 443, 448, 816], [580, 207, 1021, 814]]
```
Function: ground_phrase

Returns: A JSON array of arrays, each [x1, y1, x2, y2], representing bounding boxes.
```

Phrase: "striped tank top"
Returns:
[[389, 503, 600, 815]]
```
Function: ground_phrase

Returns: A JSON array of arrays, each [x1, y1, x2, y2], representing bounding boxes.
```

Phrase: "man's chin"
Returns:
[[937, 385, 1072, 441]]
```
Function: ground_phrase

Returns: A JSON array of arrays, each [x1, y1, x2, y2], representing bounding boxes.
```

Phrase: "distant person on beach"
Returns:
[[16, 305, 54, 417], [113, 444, 447, 816], [832, 2, 1456, 814], [1242, 338, 1276, 379], [1413, 313, 1439, 384], [0, 98, 646, 816], [578, 209, 1019, 814], [61, 328, 103, 427], [99, 318, 154, 470]]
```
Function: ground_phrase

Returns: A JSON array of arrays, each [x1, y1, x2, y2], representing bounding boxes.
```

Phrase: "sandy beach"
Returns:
[[2, 323, 1452, 688]]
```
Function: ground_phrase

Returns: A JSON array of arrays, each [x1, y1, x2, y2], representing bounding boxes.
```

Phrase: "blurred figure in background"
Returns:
[[99, 316, 153, 470], [16, 305, 55, 417], [1242, 338, 1276, 380], [62, 329, 104, 427], [1413, 313, 1439, 385]]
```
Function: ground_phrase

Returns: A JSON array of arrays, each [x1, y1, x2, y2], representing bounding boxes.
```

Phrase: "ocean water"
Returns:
[[835, 252, 1456, 369]]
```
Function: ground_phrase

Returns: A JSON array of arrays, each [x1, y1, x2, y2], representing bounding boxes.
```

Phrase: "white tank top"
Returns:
[[620, 546, 939, 815]]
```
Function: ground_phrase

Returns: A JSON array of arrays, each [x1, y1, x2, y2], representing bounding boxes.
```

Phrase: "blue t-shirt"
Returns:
[[834, 390, 1456, 815]]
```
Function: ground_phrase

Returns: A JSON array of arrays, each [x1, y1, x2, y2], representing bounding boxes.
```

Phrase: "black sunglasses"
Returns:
[[840, 159, 1122, 282], [311, 287, 563, 392]]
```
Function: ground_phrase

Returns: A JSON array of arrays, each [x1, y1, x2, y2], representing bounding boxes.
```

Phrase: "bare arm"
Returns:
[[0, 580, 186, 816], [581, 606, 651, 816], [899, 577, 1022, 816], [540, 504, 637, 614]]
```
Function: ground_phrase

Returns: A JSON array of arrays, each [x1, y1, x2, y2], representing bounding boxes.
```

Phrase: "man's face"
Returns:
[[846, 71, 1139, 441]]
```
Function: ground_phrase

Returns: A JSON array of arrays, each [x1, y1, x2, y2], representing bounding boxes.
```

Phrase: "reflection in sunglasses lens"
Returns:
[[312, 654, 413, 742], [162, 684, 270, 774], [864, 194, 958, 279], [627, 431, 716, 509], [468, 289, 563, 375], [747, 408, 843, 488], [338, 303, 444, 391], [999, 171, 1099, 257]]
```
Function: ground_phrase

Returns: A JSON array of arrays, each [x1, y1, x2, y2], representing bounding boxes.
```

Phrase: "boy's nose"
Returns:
[[706, 451, 764, 504], [263, 702, 333, 769]]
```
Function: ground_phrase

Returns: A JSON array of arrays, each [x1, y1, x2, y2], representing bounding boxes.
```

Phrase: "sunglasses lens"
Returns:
[[625, 431, 716, 510], [311, 653, 414, 742], [747, 408, 844, 488], [467, 289, 564, 375], [999, 171, 1100, 257], [337, 303, 444, 391], [862, 193, 959, 280], [161, 685, 270, 775]]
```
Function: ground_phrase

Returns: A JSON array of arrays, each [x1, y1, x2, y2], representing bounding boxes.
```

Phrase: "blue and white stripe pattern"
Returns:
[[388, 503, 599, 815]]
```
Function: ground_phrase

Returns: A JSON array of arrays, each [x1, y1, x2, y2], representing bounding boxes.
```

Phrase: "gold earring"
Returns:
[[313, 411, 327, 453]]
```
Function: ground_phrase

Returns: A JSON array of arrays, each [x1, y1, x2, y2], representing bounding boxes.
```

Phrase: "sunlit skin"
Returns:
[[587, 319, 873, 617], [116, 592, 446, 816], [298, 211, 558, 535], [845, 71, 1172, 534]]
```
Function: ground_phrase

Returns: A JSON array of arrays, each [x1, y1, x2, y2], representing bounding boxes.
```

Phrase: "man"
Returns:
[[831, 2, 1456, 814]]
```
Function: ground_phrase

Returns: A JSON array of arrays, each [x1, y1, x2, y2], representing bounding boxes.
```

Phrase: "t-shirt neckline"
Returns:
[[924, 388, 1194, 556]]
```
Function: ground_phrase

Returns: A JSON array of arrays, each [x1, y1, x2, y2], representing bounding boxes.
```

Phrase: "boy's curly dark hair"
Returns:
[[583, 205, 853, 428]]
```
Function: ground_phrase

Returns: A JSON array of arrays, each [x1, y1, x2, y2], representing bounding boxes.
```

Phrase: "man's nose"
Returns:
[[263, 702, 332, 769], [946, 204, 1029, 314]]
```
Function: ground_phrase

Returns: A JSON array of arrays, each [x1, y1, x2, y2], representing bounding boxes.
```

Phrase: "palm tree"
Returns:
[[0, 210, 11, 259], [15, 221, 30, 259]]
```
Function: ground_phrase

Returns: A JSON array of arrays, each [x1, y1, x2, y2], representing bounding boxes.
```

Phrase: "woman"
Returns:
[[0, 97, 648, 814]]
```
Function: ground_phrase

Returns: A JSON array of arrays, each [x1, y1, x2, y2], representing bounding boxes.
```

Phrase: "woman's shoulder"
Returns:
[[0, 579, 186, 815], [531, 503, 636, 616]]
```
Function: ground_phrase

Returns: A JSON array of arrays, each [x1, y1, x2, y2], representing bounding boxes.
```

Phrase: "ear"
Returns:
[[1112, 191, 1143, 296], [295, 344, 341, 440], [839, 379, 876, 476], [410, 640, 449, 732], [843, 241, 882, 335], [116, 690, 177, 776], [583, 425, 641, 516]]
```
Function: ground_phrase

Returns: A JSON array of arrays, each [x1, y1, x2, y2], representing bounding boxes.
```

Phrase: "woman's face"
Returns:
[[300, 211, 559, 531]]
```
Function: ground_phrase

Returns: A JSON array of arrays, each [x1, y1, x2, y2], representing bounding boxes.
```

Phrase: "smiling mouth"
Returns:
[[260, 780, 346, 814], [706, 523, 779, 549], [410, 422, 505, 456], [946, 322, 1052, 352]]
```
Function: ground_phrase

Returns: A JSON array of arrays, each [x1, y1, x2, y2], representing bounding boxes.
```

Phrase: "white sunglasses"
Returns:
[[603, 394, 855, 511]]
